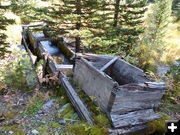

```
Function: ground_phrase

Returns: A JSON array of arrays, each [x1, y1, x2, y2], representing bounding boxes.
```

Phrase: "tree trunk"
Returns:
[[113, 0, 120, 27], [75, 0, 81, 52]]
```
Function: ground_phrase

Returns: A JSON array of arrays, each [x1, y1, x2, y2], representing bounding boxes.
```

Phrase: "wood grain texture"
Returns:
[[111, 59, 149, 85], [110, 84, 164, 114], [59, 72, 94, 125], [73, 58, 118, 112], [109, 125, 150, 135], [100, 56, 119, 72], [110, 109, 161, 128]]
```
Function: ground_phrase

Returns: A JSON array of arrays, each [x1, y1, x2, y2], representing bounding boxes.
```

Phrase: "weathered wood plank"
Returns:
[[100, 56, 119, 72], [22, 23, 47, 28], [73, 58, 118, 112], [22, 34, 37, 65], [58, 72, 94, 125], [55, 64, 73, 70], [145, 82, 166, 89], [110, 84, 164, 114], [56, 42, 74, 59], [109, 125, 150, 135], [77, 53, 115, 70], [110, 109, 161, 128], [111, 59, 149, 85]]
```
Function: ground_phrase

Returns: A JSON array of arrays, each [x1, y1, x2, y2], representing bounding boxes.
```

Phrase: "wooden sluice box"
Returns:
[[22, 24, 166, 134], [74, 53, 166, 129], [23, 26, 74, 74]]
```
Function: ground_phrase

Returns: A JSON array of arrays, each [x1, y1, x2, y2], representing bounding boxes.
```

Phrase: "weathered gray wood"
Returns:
[[77, 53, 115, 70], [59, 72, 94, 125], [22, 27, 165, 134], [110, 84, 164, 114], [55, 64, 73, 71], [111, 59, 149, 85], [22, 34, 37, 65], [109, 125, 150, 135], [145, 82, 166, 89], [110, 109, 161, 128], [100, 56, 119, 72], [73, 58, 118, 112], [47, 56, 58, 75], [22, 23, 47, 28], [56, 41, 74, 59]]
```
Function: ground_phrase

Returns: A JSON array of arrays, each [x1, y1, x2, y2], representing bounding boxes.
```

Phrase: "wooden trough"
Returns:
[[21, 24, 166, 135], [74, 53, 165, 128]]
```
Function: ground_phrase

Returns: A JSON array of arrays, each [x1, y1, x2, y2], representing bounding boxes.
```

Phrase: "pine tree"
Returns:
[[0, 3, 14, 57], [144, 0, 173, 45], [172, 0, 180, 22], [136, 0, 173, 71], [116, 0, 147, 56]]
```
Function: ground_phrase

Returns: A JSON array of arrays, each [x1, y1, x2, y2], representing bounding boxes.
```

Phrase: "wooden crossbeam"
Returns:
[[100, 56, 119, 72]]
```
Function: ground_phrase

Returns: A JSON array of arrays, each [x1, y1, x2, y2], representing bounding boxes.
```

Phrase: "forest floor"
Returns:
[[0, 44, 80, 135]]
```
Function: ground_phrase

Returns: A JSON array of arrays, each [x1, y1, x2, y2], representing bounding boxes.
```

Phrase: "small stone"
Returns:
[[55, 131, 59, 135], [42, 99, 55, 110], [59, 120, 66, 125], [57, 103, 69, 113], [31, 129, 39, 134], [9, 131, 13, 134], [37, 110, 44, 114]]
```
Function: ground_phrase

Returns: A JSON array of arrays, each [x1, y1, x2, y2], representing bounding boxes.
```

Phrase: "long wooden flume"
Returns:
[[21, 24, 166, 135]]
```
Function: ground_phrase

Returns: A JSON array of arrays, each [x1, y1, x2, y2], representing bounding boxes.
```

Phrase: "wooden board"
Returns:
[[110, 109, 161, 128], [73, 58, 118, 112], [110, 84, 164, 114], [22, 34, 37, 66], [109, 125, 150, 135], [100, 56, 119, 72], [59, 72, 94, 125], [22, 23, 47, 28], [111, 59, 149, 85]]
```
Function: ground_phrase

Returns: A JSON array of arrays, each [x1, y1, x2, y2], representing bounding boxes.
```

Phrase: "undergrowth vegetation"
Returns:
[[0, 49, 37, 91]]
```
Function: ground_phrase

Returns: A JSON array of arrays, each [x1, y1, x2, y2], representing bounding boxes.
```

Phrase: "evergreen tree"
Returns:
[[172, 0, 180, 22], [136, 0, 173, 70], [144, 0, 173, 44], [0, 2, 14, 58], [116, 0, 147, 56]]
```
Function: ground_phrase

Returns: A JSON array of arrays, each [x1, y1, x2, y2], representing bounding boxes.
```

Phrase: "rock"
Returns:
[[64, 119, 79, 122], [42, 99, 55, 110], [57, 103, 69, 113], [55, 131, 59, 135], [9, 131, 13, 134], [37, 110, 44, 114], [59, 120, 66, 125], [31, 129, 39, 134]]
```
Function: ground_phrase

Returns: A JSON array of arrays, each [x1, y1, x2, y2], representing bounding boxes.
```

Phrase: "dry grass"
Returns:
[[162, 20, 180, 63]]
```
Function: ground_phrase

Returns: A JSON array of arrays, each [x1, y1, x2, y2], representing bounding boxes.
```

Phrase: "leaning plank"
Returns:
[[58, 72, 94, 125], [100, 56, 119, 72], [22, 34, 37, 66], [110, 109, 161, 128], [109, 125, 150, 135]]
